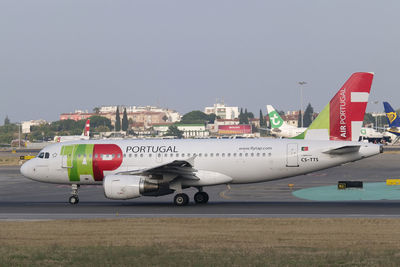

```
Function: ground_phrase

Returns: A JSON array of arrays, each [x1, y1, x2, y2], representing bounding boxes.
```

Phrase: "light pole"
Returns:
[[371, 101, 379, 130], [298, 81, 307, 128]]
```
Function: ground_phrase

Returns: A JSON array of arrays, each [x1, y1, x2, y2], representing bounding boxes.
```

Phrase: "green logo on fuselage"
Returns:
[[269, 111, 284, 128], [61, 144, 94, 182]]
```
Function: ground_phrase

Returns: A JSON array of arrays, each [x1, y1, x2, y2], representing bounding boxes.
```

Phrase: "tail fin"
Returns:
[[82, 119, 90, 137], [266, 105, 294, 130], [293, 72, 374, 141], [383, 102, 400, 127]]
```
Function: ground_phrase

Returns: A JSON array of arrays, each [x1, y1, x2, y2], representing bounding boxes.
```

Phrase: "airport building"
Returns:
[[60, 105, 181, 129], [21, 119, 48, 134], [204, 102, 239, 120], [153, 123, 209, 138]]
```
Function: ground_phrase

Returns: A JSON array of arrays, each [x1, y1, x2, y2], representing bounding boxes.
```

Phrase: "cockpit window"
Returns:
[[38, 152, 44, 158], [45, 152, 50, 159]]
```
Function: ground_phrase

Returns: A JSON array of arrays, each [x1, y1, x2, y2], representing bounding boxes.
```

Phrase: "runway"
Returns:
[[1, 152, 400, 220]]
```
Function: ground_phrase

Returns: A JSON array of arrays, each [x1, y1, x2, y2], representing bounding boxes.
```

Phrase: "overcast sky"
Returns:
[[1, 0, 399, 122]]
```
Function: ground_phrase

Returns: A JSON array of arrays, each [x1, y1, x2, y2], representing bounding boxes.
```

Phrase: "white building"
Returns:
[[21, 120, 48, 134], [204, 102, 239, 120], [153, 124, 209, 138]]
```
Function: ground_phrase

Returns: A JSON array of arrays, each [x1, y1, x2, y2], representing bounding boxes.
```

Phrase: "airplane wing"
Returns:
[[117, 157, 199, 180], [322, 145, 361, 155]]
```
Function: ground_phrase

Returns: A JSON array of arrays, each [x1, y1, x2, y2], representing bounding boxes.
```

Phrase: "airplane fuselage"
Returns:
[[21, 138, 381, 187]]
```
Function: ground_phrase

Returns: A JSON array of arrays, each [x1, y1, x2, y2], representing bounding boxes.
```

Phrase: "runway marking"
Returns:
[[3, 213, 400, 220]]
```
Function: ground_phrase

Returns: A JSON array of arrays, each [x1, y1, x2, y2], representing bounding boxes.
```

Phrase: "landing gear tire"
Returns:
[[69, 195, 79, 205], [194, 192, 209, 204], [174, 193, 189, 206]]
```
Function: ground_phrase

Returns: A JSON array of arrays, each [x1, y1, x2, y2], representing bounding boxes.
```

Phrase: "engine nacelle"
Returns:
[[103, 175, 158, 200]]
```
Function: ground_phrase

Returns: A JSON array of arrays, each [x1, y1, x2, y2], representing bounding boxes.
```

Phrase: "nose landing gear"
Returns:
[[69, 184, 79, 205]]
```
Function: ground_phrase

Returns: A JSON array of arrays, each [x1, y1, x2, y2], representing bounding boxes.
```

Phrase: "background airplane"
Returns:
[[383, 101, 400, 143], [266, 105, 306, 138], [54, 119, 91, 143], [20, 72, 379, 206]]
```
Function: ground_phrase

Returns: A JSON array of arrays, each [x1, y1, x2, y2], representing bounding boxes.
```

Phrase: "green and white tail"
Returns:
[[266, 105, 296, 130]]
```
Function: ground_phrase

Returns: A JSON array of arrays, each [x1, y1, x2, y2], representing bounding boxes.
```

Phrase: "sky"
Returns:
[[1, 0, 400, 122]]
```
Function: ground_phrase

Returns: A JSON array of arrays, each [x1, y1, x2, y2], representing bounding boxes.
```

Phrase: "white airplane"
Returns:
[[266, 105, 307, 138], [54, 119, 91, 143], [21, 72, 380, 206]]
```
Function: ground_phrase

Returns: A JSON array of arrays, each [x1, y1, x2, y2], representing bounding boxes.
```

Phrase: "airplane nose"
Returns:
[[20, 161, 31, 178]]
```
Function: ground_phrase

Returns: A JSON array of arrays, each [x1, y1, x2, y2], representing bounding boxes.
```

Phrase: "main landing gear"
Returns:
[[69, 184, 79, 205], [173, 188, 209, 206]]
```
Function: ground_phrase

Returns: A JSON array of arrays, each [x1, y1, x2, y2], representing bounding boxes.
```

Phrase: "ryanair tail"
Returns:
[[383, 102, 400, 128], [293, 72, 374, 141]]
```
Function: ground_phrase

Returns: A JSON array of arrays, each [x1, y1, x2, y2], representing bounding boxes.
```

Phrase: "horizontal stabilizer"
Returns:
[[322, 145, 360, 155]]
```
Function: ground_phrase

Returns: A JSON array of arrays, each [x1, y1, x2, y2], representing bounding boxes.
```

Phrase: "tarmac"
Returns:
[[1, 151, 400, 220]]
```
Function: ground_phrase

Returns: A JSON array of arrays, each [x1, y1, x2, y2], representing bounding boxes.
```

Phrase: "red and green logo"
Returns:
[[61, 144, 123, 182]]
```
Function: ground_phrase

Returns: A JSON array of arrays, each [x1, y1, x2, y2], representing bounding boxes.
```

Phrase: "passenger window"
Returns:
[[95, 154, 98, 158], [158, 154, 162, 158], [117, 154, 121, 158], [245, 153, 248, 157], [239, 153, 242, 157], [222, 153, 225, 157], [233, 153, 237, 157], [262, 153, 266, 157], [123, 154, 126, 158], [140, 154, 143, 158], [216, 153, 219, 157], [227, 153, 231, 157], [38, 152, 44, 159], [187, 153, 191, 157], [210, 153, 213, 157], [129, 154, 132, 158], [45, 152, 50, 159], [149, 154, 152, 158], [251, 153, 254, 157], [256, 153, 260, 157]]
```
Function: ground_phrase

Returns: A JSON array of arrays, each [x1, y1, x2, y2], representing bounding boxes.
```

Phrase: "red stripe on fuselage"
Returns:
[[92, 144, 123, 181]]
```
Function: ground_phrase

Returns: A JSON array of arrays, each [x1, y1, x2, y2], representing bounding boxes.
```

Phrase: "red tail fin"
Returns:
[[84, 119, 90, 136], [329, 72, 374, 141]]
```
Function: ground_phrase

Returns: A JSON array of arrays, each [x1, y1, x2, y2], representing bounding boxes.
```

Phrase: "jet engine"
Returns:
[[103, 175, 159, 200]]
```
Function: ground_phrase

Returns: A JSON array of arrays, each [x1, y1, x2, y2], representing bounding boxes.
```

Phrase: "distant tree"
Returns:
[[363, 113, 375, 126], [239, 108, 244, 124], [162, 115, 169, 122], [95, 125, 111, 133], [93, 107, 100, 114], [165, 125, 183, 139], [180, 111, 215, 124], [115, 107, 121, 131], [121, 108, 128, 131], [4, 116, 10, 125], [259, 109, 266, 127], [303, 103, 314, 127], [297, 110, 302, 127], [89, 115, 112, 130]]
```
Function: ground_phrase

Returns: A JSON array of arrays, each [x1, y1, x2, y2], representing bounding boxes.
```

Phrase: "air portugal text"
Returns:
[[125, 145, 178, 154]]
